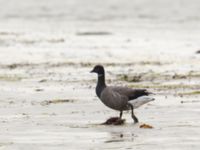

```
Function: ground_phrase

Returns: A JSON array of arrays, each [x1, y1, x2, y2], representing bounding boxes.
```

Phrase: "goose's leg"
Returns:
[[128, 103, 138, 123], [119, 110, 123, 119], [113, 110, 124, 125]]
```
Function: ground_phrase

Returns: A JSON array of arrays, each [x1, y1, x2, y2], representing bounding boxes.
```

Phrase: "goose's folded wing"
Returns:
[[110, 86, 150, 100]]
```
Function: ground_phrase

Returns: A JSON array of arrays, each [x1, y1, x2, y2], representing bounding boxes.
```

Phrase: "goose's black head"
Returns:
[[90, 65, 105, 76]]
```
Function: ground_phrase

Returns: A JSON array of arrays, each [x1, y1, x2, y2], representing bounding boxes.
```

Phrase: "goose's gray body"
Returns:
[[98, 86, 149, 111]]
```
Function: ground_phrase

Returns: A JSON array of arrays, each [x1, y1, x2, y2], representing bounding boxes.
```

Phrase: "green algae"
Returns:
[[0, 75, 23, 81], [40, 99, 76, 106], [178, 91, 200, 96]]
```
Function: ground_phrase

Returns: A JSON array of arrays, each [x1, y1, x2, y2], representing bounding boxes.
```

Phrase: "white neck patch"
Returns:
[[98, 74, 103, 77]]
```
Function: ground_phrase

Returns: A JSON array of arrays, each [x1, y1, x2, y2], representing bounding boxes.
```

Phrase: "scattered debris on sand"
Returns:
[[196, 50, 200, 54], [140, 123, 153, 129], [76, 31, 112, 36], [35, 88, 44, 92]]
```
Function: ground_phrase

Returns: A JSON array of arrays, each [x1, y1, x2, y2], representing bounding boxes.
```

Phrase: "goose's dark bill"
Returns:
[[91, 65, 155, 124]]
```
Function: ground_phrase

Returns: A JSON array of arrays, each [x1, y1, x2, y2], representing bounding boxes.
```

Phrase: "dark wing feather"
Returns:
[[110, 86, 150, 100]]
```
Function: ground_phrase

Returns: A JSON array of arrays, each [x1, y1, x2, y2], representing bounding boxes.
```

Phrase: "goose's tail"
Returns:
[[129, 96, 155, 109]]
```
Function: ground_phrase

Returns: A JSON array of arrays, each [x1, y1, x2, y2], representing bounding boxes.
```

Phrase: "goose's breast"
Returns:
[[100, 88, 128, 110]]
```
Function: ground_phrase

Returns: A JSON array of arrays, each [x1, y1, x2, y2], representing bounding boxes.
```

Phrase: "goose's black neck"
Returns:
[[96, 74, 106, 98]]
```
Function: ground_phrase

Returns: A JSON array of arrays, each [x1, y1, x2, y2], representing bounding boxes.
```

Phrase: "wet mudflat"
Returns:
[[0, 0, 200, 149], [0, 64, 200, 150]]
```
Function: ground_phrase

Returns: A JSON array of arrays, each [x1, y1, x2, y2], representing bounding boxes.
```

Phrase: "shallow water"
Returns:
[[0, 0, 200, 149]]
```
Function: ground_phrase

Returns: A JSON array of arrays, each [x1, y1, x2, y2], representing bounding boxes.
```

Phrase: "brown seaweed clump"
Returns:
[[101, 117, 126, 125], [140, 123, 153, 129]]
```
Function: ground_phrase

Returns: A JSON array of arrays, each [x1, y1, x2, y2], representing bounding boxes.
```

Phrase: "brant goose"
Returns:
[[90, 65, 154, 123]]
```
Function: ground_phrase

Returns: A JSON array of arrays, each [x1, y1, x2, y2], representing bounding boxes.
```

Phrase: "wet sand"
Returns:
[[0, 0, 200, 149], [0, 64, 200, 149]]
